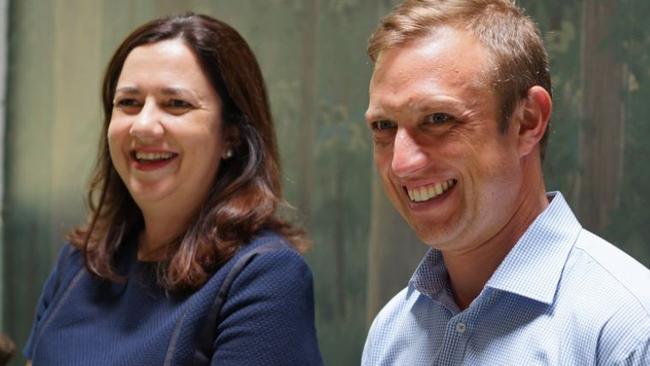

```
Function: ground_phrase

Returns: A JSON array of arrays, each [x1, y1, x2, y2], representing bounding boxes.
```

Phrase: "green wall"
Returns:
[[3, 1, 650, 365]]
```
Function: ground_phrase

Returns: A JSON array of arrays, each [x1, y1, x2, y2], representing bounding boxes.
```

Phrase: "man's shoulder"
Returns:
[[368, 287, 416, 330], [571, 230, 650, 363], [366, 285, 432, 347], [553, 228, 650, 361], [570, 229, 650, 314], [363, 286, 435, 365]]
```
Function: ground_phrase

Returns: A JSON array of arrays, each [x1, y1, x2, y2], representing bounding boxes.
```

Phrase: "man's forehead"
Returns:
[[370, 26, 492, 86], [367, 28, 494, 119]]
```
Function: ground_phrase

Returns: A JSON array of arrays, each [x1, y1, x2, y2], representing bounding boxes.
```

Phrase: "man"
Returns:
[[361, 0, 650, 365]]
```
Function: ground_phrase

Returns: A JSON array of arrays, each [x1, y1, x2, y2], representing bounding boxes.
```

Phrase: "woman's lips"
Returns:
[[130, 150, 178, 171]]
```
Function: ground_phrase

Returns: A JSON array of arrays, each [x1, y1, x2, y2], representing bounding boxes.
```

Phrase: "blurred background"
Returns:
[[1, 0, 649, 365]]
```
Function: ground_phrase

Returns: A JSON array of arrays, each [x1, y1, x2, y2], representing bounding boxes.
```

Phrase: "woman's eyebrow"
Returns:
[[160, 87, 188, 95], [160, 87, 201, 100], [114, 86, 140, 95]]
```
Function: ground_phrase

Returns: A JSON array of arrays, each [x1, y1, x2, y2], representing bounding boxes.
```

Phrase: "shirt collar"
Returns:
[[409, 248, 448, 298], [409, 192, 581, 306], [485, 191, 581, 304]]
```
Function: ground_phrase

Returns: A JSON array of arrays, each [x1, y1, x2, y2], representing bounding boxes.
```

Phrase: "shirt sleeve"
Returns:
[[361, 315, 379, 366], [614, 333, 650, 366], [210, 246, 323, 366], [598, 312, 650, 366], [22, 244, 74, 359]]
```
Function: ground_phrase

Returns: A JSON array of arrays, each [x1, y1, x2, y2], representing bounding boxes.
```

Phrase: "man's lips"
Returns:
[[404, 179, 457, 203]]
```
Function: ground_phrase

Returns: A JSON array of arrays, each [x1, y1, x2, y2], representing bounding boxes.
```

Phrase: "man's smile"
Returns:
[[405, 179, 457, 203]]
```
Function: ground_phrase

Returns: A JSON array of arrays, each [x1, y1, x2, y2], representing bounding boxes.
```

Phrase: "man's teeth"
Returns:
[[407, 179, 455, 202], [135, 151, 175, 161]]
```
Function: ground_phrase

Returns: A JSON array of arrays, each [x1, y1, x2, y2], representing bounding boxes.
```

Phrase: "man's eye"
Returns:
[[425, 113, 453, 125], [371, 120, 396, 131]]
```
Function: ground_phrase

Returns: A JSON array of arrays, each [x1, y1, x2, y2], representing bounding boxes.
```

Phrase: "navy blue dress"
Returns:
[[24, 232, 323, 365]]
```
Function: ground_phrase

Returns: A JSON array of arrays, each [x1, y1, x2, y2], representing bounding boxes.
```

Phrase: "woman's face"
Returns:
[[108, 39, 227, 215]]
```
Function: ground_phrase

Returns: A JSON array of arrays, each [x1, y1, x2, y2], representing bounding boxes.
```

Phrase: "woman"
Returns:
[[24, 13, 322, 365]]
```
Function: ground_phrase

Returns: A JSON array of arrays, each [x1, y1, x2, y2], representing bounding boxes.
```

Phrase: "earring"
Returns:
[[224, 148, 233, 159]]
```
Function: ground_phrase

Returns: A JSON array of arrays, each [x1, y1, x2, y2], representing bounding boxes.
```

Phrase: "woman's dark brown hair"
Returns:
[[68, 13, 306, 291]]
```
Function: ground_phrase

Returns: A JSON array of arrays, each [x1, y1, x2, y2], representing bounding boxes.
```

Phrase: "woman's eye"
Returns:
[[425, 113, 453, 125], [168, 99, 192, 109], [115, 99, 138, 107], [371, 120, 396, 131], [114, 99, 142, 112]]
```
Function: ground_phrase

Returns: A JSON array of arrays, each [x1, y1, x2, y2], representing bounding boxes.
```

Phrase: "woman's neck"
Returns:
[[137, 207, 194, 261]]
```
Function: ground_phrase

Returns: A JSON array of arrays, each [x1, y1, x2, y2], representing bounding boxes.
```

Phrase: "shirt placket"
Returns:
[[435, 312, 473, 366]]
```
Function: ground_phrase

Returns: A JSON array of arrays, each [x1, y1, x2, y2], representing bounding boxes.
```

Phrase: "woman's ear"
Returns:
[[517, 85, 552, 157], [222, 123, 241, 160]]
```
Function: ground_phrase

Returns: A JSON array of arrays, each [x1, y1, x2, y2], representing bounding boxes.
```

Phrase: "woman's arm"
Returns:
[[23, 244, 79, 362], [211, 246, 323, 366]]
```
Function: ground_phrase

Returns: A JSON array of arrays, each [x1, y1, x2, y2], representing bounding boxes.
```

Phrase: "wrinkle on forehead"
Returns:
[[373, 25, 494, 83], [367, 26, 496, 122]]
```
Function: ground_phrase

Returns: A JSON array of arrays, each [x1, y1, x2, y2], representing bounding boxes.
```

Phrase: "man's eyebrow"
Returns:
[[365, 107, 386, 122], [366, 95, 468, 118]]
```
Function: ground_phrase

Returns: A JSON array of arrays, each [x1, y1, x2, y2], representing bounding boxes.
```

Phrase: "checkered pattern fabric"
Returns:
[[362, 192, 650, 365]]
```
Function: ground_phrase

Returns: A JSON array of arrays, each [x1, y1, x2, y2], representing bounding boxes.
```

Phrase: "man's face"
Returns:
[[366, 26, 526, 254]]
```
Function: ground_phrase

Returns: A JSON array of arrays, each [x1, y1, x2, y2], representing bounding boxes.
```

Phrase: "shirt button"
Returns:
[[456, 322, 467, 334]]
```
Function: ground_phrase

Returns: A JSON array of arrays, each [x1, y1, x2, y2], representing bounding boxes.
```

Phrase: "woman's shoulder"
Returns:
[[41, 243, 86, 301], [229, 231, 304, 263], [53, 242, 84, 276], [197, 232, 321, 365], [207, 230, 312, 293], [238, 230, 293, 251], [194, 230, 312, 309]]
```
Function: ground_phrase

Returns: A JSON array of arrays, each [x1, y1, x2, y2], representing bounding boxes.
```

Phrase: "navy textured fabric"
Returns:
[[24, 232, 323, 365], [362, 192, 650, 365]]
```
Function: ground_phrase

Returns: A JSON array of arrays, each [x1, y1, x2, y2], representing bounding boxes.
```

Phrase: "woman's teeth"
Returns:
[[135, 151, 175, 161]]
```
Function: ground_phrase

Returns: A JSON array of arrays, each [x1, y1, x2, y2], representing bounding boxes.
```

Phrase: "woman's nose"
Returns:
[[129, 100, 164, 141]]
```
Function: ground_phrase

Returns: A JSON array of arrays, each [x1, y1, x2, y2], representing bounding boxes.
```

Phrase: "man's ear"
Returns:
[[517, 86, 552, 157]]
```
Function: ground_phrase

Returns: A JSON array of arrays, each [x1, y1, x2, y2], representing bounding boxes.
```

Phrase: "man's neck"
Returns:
[[443, 183, 549, 310]]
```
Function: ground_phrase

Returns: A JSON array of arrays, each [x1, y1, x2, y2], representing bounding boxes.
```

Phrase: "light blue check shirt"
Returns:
[[362, 192, 650, 365]]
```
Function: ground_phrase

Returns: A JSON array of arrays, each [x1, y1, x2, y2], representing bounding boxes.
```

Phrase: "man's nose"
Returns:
[[129, 100, 164, 141], [391, 128, 427, 177]]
